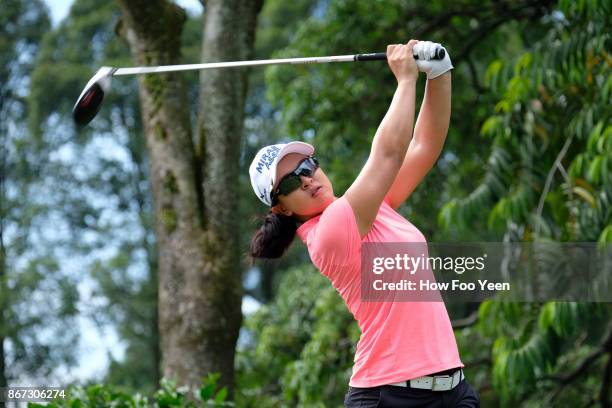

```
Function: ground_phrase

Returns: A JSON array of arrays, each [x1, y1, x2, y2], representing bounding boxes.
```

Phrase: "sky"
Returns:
[[31, 0, 261, 387]]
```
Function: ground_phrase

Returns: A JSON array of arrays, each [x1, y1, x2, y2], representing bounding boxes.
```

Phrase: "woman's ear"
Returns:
[[271, 204, 292, 217]]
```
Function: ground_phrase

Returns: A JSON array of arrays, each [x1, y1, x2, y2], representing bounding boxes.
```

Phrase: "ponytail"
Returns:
[[249, 211, 299, 263]]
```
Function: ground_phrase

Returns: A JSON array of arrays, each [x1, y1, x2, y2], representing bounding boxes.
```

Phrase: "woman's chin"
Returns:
[[315, 194, 334, 211]]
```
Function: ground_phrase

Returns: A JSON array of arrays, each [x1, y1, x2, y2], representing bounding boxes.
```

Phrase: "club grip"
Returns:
[[355, 47, 445, 61]]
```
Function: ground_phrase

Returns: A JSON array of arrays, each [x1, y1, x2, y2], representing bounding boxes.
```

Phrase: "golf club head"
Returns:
[[72, 66, 115, 126]]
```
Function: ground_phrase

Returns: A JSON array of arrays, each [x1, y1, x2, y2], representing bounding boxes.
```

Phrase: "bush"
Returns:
[[28, 374, 232, 408]]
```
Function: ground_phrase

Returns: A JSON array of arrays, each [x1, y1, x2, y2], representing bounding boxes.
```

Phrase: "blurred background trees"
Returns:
[[0, 0, 82, 388], [0, 0, 609, 406], [24, 0, 161, 393]]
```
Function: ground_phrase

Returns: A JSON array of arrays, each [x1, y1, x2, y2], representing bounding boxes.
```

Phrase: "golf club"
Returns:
[[73, 47, 445, 126]]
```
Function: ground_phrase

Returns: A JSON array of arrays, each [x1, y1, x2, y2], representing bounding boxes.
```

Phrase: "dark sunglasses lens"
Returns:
[[277, 175, 302, 195], [299, 157, 319, 174], [276, 157, 319, 198]]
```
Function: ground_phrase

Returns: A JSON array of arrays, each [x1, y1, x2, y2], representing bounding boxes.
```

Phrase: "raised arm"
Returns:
[[344, 40, 419, 238], [384, 42, 454, 209], [384, 71, 452, 209]]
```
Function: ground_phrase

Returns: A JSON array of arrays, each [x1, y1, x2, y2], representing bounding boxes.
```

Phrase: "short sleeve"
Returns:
[[309, 196, 362, 272]]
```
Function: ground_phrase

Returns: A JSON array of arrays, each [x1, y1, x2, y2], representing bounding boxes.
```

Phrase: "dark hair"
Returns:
[[249, 211, 299, 264]]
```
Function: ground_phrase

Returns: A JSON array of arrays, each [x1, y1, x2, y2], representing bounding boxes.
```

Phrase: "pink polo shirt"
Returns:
[[296, 195, 463, 388]]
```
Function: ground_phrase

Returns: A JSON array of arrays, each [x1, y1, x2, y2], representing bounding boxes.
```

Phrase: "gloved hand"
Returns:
[[414, 41, 453, 79]]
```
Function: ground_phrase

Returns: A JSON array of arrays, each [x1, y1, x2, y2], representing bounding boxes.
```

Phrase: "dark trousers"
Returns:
[[344, 378, 480, 408]]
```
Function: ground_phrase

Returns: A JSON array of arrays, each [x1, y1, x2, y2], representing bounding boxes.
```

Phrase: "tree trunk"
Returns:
[[195, 0, 262, 392], [116, 0, 262, 393], [130, 130, 162, 390]]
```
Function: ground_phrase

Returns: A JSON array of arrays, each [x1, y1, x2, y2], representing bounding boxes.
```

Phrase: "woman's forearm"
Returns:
[[412, 72, 451, 154], [372, 79, 417, 163]]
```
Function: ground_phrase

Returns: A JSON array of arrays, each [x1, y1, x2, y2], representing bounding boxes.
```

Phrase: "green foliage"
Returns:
[[478, 301, 611, 406], [236, 265, 358, 407], [441, 0, 611, 242], [27, 374, 232, 408], [437, 5, 612, 404]]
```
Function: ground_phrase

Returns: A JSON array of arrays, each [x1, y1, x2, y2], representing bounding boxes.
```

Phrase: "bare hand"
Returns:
[[386, 40, 419, 84]]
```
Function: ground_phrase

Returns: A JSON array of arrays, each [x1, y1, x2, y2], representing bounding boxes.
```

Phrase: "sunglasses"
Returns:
[[271, 156, 319, 205]]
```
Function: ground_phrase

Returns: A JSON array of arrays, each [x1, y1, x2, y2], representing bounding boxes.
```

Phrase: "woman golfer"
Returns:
[[248, 40, 480, 407]]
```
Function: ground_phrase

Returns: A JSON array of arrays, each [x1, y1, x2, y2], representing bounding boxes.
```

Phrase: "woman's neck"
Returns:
[[294, 196, 338, 223]]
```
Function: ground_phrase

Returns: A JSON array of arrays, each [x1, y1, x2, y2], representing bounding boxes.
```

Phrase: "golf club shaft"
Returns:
[[113, 50, 444, 76]]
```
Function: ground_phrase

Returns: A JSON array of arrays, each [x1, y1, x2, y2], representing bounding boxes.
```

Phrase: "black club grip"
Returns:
[[355, 47, 445, 62]]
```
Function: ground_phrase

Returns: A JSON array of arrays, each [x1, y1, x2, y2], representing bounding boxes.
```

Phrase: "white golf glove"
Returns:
[[414, 41, 453, 79]]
